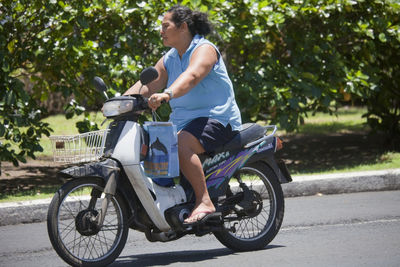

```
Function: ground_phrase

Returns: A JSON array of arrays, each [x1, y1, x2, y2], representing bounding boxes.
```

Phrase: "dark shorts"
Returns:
[[181, 117, 238, 153]]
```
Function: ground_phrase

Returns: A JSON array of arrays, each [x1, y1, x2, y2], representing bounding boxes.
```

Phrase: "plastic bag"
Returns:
[[143, 122, 179, 180]]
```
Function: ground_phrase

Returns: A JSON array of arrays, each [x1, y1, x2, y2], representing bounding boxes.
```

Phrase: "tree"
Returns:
[[1, 0, 399, 166], [1, 0, 166, 165], [206, 0, 400, 141]]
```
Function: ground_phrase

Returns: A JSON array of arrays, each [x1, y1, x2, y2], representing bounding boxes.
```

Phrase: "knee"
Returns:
[[178, 131, 193, 154], [178, 131, 205, 155]]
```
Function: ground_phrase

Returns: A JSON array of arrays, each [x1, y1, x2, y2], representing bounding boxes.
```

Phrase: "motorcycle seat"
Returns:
[[213, 123, 266, 154]]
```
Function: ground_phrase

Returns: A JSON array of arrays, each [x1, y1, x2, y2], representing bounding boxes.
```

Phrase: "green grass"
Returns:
[[296, 152, 400, 176], [288, 106, 370, 135], [0, 187, 60, 203], [0, 186, 93, 203]]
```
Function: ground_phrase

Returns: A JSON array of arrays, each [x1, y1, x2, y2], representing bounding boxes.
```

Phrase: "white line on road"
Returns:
[[281, 217, 400, 232]]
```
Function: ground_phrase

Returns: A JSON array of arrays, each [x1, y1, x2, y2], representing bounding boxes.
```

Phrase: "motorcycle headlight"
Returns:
[[102, 99, 134, 117]]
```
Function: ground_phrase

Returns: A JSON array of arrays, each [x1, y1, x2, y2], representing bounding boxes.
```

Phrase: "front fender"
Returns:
[[57, 159, 141, 224], [58, 158, 119, 181]]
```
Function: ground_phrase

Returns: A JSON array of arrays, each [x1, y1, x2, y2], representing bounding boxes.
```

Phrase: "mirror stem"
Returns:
[[103, 91, 109, 100], [138, 84, 144, 95]]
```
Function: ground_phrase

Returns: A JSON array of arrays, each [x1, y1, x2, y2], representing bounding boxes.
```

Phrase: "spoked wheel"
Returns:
[[214, 162, 284, 251], [47, 177, 129, 266]]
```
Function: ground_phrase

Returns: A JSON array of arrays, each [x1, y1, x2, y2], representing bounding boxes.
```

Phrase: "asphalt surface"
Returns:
[[0, 168, 399, 226]]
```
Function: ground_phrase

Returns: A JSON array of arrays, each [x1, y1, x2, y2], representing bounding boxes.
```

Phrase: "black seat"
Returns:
[[213, 123, 266, 154]]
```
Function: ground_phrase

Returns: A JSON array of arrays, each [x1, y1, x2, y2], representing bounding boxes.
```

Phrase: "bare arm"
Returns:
[[168, 44, 218, 98], [123, 57, 168, 97], [148, 44, 218, 109]]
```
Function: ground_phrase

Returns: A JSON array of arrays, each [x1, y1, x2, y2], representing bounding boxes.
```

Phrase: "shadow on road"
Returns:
[[111, 245, 284, 266]]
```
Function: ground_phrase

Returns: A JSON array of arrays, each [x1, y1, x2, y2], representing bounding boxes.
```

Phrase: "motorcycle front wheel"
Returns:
[[214, 162, 285, 251], [47, 177, 129, 266]]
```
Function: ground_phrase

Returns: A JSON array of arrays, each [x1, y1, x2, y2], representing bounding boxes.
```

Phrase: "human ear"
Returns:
[[180, 22, 188, 32]]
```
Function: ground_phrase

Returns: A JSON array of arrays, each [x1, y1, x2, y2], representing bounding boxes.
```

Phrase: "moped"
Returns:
[[47, 67, 292, 266]]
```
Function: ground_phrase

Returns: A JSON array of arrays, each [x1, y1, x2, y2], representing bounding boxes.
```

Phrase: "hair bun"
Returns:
[[168, 5, 212, 36]]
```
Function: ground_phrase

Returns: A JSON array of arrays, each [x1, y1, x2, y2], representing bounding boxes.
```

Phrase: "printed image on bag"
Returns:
[[143, 122, 179, 179]]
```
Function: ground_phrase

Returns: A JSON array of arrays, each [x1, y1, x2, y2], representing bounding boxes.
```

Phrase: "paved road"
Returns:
[[1, 190, 399, 267]]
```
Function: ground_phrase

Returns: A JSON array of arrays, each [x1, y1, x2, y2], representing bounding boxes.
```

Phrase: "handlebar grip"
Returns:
[[142, 97, 166, 109]]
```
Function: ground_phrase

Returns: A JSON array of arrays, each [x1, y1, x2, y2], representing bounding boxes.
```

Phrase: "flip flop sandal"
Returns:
[[183, 210, 221, 226]]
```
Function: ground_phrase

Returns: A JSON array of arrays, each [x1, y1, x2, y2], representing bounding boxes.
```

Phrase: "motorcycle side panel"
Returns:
[[112, 121, 142, 165], [123, 164, 186, 232], [202, 136, 292, 199], [204, 147, 258, 197], [104, 121, 127, 157], [140, 166, 187, 217], [105, 121, 188, 232]]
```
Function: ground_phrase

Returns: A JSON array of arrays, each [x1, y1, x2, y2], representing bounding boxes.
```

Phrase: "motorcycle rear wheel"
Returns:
[[214, 162, 284, 251], [47, 177, 129, 266]]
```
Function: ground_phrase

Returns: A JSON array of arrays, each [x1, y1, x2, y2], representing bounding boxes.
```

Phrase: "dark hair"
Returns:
[[167, 5, 212, 37]]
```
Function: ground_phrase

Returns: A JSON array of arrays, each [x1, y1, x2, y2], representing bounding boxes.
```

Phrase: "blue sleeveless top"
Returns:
[[163, 35, 242, 131]]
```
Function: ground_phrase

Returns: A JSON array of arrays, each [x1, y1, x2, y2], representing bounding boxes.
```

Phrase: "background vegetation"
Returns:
[[1, 0, 399, 166]]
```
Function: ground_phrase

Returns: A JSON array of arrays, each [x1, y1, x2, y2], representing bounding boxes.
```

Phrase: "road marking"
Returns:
[[281, 218, 400, 232]]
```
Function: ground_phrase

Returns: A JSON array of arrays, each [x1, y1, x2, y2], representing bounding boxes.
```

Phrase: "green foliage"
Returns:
[[204, 0, 400, 138], [0, 0, 170, 165], [1, 0, 399, 165]]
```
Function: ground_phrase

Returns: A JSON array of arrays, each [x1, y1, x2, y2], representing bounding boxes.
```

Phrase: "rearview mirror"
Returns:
[[140, 67, 158, 85], [93, 77, 109, 99], [93, 76, 107, 92]]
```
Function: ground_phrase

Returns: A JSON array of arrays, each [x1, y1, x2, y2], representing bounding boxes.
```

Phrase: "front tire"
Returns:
[[214, 162, 285, 251], [47, 177, 129, 266]]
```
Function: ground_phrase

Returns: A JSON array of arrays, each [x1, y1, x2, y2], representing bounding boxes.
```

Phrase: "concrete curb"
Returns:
[[0, 199, 51, 226], [0, 169, 399, 226], [283, 169, 400, 197]]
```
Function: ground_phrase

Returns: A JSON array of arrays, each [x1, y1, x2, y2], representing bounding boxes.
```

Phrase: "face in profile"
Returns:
[[160, 12, 184, 47]]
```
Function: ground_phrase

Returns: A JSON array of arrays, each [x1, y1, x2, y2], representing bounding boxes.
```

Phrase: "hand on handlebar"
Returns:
[[148, 93, 170, 110]]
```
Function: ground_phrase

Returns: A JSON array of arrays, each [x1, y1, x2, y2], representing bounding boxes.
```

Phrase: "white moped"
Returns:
[[47, 67, 292, 266]]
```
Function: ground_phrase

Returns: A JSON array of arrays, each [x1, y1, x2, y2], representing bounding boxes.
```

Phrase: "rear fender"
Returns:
[[247, 138, 292, 184]]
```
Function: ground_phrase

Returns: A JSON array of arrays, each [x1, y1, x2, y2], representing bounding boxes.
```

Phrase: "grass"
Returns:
[[295, 152, 400, 176], [286, 106, 370, 135], [0, 186, 93, 203], [0, 187, 61, 203]]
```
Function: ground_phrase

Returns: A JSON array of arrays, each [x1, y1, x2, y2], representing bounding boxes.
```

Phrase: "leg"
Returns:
[[178, 130, 216, 223]]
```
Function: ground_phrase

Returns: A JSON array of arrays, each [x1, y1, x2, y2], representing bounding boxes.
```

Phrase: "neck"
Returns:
[[176, 34, 194, 57]]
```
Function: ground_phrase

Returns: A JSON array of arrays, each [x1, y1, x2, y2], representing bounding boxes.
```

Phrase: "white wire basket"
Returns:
[[49, 129, 109, 164]]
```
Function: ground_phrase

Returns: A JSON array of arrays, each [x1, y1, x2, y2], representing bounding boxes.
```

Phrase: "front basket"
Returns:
[[49, 129, 109, 164]]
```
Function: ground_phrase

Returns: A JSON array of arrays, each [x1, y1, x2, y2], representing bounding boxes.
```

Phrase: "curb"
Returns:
[[283, 169, 400, 197], [0, 199, 51, 226], [0, 169, 399, 226]]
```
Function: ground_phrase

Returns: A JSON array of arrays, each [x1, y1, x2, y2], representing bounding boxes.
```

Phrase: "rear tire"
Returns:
[[214, 162, 284, 251], [47, 177, 129, 266]]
